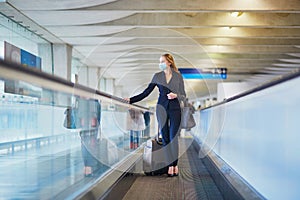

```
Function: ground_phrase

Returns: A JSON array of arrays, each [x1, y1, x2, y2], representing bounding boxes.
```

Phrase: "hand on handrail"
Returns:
[[123, 98, 130, 103]]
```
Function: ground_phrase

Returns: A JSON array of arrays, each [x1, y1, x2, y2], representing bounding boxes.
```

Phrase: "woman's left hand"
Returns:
[[167, 92, 177, 99], [123, 98, 130, 103]]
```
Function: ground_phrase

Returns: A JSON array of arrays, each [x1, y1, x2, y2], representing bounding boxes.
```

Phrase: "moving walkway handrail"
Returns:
[[202, 68, 300, 110], [0, 59, 149, 111]]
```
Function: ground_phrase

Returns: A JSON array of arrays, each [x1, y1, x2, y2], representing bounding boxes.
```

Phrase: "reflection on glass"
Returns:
[[0, 73, 143, 199]]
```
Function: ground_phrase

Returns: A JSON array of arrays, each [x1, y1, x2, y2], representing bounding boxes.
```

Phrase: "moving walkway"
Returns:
[[1, 59, 300, 199]]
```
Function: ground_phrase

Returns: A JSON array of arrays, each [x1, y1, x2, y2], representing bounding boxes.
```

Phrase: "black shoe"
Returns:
[[167, 173, 174, 177]]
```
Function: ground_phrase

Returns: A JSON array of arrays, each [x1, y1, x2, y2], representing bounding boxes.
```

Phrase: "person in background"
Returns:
[[125, 53, 186, 177], [191, 101, 196, 111], [126, 108, 145, 149], [197, 105, 201, 111], [185, 99, 196, 132], [77, 98, 101, 177], [143, 111, 151, 139]]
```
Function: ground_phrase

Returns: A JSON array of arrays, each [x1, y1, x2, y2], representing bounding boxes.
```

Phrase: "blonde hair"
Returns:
[[162, 53, 179, 73]]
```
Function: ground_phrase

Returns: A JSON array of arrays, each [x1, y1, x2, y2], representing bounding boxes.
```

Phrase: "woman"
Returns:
[[125, 53, 186, 177]]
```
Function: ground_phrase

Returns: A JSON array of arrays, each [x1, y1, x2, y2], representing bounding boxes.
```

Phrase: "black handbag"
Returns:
[[63, 107, 78, 129]]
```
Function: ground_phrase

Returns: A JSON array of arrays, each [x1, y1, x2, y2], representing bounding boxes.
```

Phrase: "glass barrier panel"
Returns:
[[0, 66, 153, 199], [196, 75, 300, 200]]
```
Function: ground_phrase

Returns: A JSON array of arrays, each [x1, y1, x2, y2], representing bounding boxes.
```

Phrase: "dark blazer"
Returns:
[[130, 69, 186, 111]]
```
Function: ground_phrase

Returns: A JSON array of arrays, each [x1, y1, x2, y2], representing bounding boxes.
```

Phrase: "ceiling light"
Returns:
[[230, 12, 243, 17]]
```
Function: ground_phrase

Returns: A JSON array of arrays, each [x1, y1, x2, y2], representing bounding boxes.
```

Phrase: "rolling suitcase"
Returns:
[[143, 136, 168, 176]]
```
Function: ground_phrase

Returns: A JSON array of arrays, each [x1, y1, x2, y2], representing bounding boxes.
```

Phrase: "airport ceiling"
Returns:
[[1, 0, 300, 101]]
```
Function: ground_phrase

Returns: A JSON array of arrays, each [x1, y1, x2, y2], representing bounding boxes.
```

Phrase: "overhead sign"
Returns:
[[178, 68, 227, 79]]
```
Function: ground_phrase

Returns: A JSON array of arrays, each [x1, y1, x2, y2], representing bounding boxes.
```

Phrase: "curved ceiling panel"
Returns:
[[62, 37, 135, 45], [7, 0, 119, 10], [47, 26, 133, 37], [74, 45, 139, 54], [22, 10, 135, 25]]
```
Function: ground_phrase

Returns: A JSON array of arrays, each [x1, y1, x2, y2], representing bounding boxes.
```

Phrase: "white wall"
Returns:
[[53, 44, 72, 81], [217, 82, 255, 102], [0, 80, 4, 93]]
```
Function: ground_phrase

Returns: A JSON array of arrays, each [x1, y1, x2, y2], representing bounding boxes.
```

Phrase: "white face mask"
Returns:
[[159, 63, 167, 70]]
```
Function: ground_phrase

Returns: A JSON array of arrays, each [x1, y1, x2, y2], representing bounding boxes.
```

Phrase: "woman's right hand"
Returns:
[[124, 98, 130, 103]]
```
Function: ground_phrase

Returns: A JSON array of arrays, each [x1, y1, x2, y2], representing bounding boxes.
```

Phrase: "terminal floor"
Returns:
[[122, 138, 224, 200]]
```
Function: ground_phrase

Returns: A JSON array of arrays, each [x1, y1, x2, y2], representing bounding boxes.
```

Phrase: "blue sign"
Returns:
[[178, 68, 227, 79], [21, 49, 41, 69]]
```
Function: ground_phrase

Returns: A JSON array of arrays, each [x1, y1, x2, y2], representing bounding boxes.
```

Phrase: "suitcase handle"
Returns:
[[155, 137, 163, 145]]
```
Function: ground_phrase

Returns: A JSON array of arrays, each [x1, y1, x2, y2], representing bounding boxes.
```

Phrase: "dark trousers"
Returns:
[[80, 130, 99, 169], [156, 106, 181, 167]]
